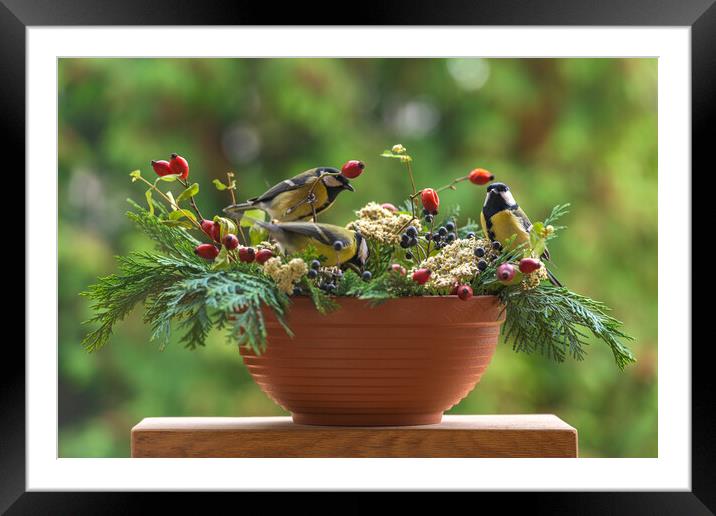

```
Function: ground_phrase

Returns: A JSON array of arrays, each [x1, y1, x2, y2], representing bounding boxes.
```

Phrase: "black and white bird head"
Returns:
[[319, 167, 354, 192], [484, 182, 518, 210]]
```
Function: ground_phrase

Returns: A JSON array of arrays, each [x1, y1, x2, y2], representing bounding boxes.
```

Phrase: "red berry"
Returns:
[[420, 188, 440, 215], [255, 249, 274, 264], [169, 153, 189, 180], [238, 247, 256, 263], [497, 263, 516, 281], [194, 244, 219, 260], [519, 258, 542, 274], [412, 268, 431, 285], [200, 219, 215, 237], [468, 168, 494, 185], [457, 285, 473, 301], [223, 233, 239, 250], [151, 160, 173, 177], [381, 203, 398, 213], [211, 224, 221, 243], [341, 160, 365, 179], [390, 263, 406, 275], [200, 220, 221, 242]]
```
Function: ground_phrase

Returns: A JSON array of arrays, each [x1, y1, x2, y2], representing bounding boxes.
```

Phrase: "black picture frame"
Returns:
[[5, 0, 708, 512]]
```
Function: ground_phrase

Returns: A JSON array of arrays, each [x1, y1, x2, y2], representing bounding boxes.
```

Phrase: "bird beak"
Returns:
[[344, 183, 355, 192]]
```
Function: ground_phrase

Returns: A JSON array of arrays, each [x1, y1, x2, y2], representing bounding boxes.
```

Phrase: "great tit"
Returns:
[[252, 219, 369, 268], [223, 167, 354, 222], [480, 182, 562, 287]]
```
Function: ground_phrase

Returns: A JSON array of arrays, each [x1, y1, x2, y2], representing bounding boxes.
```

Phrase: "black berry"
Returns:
[[466, 232, 475, 239], [478, 260, 488, 271], [446, 232, 455, 242], [405, 252, 413, 260], [310, 259, 321, 270], [474, 247, 485, 257], [361, 271, 372, 282], [307, 269, 318, 279], [406, 226, 418, 238], [424, 214, 433, 223], [492, 241, 502, 251], [409, 237, 418, 247], [445, 221, 455, 232], [438, 227, 447, 237]]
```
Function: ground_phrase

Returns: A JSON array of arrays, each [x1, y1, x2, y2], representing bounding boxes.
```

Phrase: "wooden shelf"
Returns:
[[131, 415, 578, 458]]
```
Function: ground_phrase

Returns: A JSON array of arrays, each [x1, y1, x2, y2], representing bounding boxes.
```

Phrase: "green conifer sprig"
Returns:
[[498, 284, 636, 370]]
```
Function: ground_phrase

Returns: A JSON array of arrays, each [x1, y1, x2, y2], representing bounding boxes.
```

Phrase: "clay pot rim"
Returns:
[[289, 294, 502, 301]]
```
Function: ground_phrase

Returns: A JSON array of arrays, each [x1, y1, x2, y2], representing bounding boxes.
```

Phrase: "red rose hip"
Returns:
[[151, 160, 173, 177], [457, 285, 473, 300], [412, 268, 431, 285], [519, 258, 542, 274], [238, 247, 256, 263], [194, 244, 219, 260], [468, 168, 494, 185], [255, 249, 274, 264], [169, 153, 189, 180], [341, 160, 365, 179], [497, 263, 516, 281], [223, 234, 239, 250], [420, 188, 440, 215]]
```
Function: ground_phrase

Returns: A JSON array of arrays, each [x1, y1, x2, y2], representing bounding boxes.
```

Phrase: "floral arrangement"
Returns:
[[82, 146, 635, 370]]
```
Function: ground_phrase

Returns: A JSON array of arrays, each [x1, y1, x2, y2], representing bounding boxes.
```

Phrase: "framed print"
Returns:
[[5, 0, 711, 512]]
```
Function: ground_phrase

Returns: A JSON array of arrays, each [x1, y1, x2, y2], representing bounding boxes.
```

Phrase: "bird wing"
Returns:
[[512, 206, 533, 233], [278, 222, 351, 247], [250, 169, 320, 203], [513, 206, 552, 261]]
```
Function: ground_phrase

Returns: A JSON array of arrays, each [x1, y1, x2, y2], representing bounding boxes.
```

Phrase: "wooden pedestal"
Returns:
[[131, 414, 578, 458]]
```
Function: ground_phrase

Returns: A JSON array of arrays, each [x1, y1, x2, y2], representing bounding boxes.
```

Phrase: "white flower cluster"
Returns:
[[262, 257, 308, 294], [346, 202, 421, 246], [417, 236, 497, 289]]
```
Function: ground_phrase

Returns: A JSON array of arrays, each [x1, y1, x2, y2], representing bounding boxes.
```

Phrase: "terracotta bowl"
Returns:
[[240, 296, 506, 426]]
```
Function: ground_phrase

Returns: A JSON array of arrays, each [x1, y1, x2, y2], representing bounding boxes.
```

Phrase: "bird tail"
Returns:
[[546, 268, 562, 287]]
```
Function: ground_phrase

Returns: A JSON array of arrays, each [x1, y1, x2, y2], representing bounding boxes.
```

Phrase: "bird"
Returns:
[[480, 182, 562, 287], [223, 167, 354, 222], [250, 219, 369, 268]]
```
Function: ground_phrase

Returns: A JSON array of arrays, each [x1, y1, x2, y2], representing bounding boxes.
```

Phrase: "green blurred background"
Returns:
[[58, 58, 657, 458]]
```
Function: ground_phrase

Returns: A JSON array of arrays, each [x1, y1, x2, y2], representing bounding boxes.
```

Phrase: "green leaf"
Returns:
[[166, 190, 177, 210], [176, 183, 199, 203], [129, 170, 142, 182], [240, 209, 266, 227], [380, 151, 412, 162], [168, 209, 198, 223], [213, 216, 238, 239], [212, 179, 228, 191], [249, 226, 268, 246], [160, 219, 194, 229], [211, 246, 232, 271], [145, 189, 154, 216], [156, 174, 182, 183]]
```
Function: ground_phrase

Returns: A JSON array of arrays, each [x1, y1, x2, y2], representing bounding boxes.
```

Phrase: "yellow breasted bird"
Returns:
[[251, 219, 369, 268], [223, 167, 354, 222], [480, 182, 562, 287]]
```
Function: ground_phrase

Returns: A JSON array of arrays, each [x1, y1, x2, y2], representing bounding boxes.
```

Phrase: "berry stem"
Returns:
[[135, 176, 203, 231], [435, 175, 469, 194], [179, 178, 205, 221], [226, 171, 249, 244]]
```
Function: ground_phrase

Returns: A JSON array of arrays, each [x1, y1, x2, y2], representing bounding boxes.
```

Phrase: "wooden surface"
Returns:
[[131, 415, 578, 458]]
